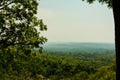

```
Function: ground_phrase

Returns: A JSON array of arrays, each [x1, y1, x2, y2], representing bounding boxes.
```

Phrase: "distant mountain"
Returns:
[[42, 42, 115, 53]]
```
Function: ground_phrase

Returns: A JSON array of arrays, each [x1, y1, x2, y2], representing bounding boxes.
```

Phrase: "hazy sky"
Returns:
[[37, 0, 114, 43]]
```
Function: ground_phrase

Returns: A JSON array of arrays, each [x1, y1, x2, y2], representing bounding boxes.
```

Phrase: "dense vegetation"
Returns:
[[0, 43, 116, 80], [0, 0, 116, 80], [0, 0, 116, 79]]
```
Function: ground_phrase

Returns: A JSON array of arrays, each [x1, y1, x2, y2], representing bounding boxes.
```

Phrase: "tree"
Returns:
[[0, 0, 47, 50], [82, 0, 119, 79]]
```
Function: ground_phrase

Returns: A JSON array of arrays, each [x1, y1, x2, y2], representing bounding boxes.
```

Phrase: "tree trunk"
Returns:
[[112, 0, 120, 79]]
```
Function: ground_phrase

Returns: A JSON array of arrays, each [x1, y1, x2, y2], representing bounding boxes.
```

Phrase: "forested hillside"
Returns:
[[0, 0, 116, 80], [42, 42, 115, 53], [0, 43, 116, 80]]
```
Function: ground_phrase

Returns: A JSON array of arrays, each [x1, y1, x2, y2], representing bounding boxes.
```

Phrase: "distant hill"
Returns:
[[42, 42, 115, 54]]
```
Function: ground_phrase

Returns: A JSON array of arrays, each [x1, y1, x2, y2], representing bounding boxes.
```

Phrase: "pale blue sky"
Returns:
[[37, 0, 114, 43]]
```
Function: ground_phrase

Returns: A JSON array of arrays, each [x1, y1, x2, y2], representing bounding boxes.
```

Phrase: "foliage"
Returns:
[[0, 46, 116, 80], [0, 0, 116, 80], [0, 0, 47, 49], [82, 0, 112, 8], [0, 47, 48, 80], [89, 63, 116, 80]]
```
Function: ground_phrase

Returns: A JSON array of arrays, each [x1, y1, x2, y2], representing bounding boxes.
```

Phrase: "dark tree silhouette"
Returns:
[[112, 0, 120, 79]]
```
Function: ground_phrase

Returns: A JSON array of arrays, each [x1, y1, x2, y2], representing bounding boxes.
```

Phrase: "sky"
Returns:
[[37, 0, 114, 43]]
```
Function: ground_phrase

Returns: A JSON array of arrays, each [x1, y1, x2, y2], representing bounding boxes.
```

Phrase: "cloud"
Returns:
[[37, 8, 56, 19]]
